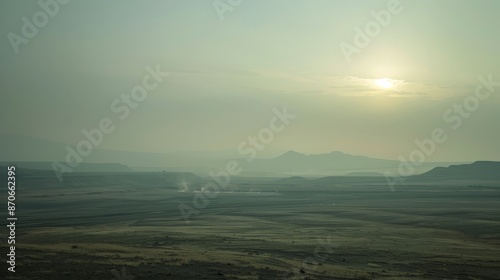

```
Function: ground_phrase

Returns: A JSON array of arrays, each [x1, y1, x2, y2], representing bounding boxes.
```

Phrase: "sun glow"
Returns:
[[376, 78, 395, 89]]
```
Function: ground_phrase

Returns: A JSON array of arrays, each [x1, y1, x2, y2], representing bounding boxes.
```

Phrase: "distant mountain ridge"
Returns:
[[419, 161, 500, 180], [0, 133, 472, 176], [241, 150, 457, 176]]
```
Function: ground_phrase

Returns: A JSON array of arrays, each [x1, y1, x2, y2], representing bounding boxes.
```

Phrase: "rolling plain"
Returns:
[[2, 170, 500, 279]]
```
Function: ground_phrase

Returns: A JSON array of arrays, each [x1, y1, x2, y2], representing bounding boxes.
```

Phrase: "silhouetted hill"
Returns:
[[419, 161, 500, 180], [276, 176, 309, 184], [242, 150, 455, 176]]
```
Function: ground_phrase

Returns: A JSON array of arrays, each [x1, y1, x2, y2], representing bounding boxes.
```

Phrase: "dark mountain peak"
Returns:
[[279, 150, 305, 158]]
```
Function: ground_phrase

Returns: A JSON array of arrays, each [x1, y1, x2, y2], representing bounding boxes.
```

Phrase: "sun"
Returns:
[[376, 78, 395, 89]]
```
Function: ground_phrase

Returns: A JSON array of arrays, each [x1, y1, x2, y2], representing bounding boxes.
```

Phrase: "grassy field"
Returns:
[[2, 173, 500, 279]]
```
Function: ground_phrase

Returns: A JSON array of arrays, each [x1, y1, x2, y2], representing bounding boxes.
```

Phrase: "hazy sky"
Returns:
[[1, 0, 499, 162]]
